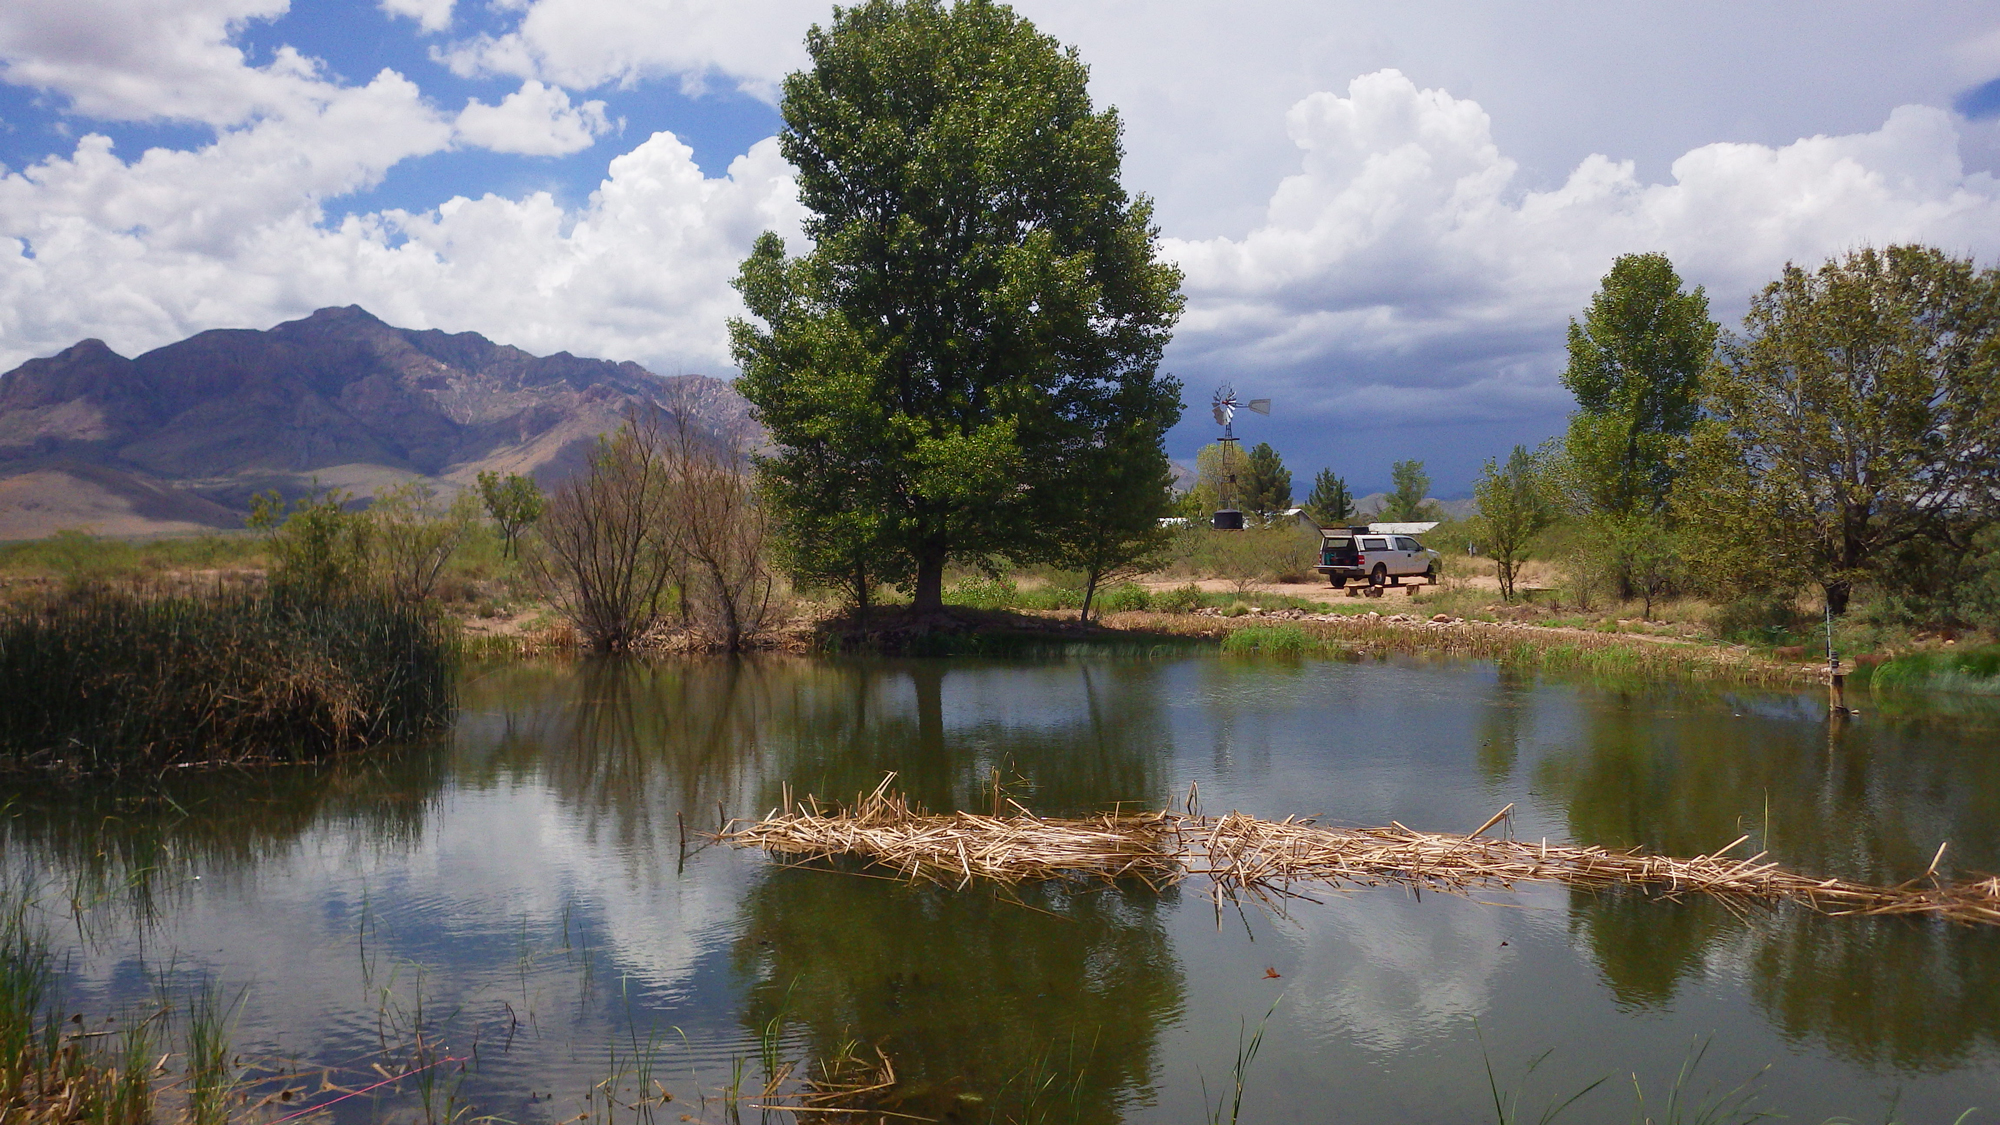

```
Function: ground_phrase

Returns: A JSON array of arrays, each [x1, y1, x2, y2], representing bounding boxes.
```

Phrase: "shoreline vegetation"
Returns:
[[0, 588, 454, 777], [0, 515, 1990, 779]]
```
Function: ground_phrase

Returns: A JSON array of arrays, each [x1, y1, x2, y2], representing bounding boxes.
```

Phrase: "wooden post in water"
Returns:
[[1825, 604, 1849, 719]]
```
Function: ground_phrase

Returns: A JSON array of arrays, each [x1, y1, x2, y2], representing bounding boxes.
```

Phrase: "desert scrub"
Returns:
[[0, 590, 456, 775]]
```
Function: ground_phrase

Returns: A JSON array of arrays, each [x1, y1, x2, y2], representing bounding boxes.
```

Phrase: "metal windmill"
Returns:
[[1209, 384, 1270, 529]]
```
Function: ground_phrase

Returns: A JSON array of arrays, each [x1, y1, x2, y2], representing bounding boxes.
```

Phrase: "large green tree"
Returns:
[[1679, 245, 2000, 615], [1561, 252, 1718, 521], [731, 0, 1184, 612], [1241, 441, 1292, 515]]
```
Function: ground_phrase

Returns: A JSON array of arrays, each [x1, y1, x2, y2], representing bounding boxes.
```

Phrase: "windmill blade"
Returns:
[[1246, 398, 1271, 415]]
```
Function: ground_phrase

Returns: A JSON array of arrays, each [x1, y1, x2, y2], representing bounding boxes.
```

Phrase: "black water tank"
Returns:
[[1212, 509, 1244, 530]]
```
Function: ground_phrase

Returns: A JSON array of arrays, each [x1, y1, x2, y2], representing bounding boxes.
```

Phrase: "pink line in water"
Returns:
[[266, 1056, 465, 1124]]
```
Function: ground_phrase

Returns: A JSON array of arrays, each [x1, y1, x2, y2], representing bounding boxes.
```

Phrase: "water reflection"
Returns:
[[1749, 911, 2000, 1072], [1536, 682, 2000, 885], [735, 869, 1181, 1122], [0, 747, 448, 904], [4, 655, 1999, 1122], [1542, 681, 2000, 1070]]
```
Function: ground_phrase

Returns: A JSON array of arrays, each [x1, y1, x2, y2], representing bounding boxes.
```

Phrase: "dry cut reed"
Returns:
[[726, 776, 2000, 926]]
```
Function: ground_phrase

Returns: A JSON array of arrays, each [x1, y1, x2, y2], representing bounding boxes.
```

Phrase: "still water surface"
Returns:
[[8, 654, 2000, 1123]]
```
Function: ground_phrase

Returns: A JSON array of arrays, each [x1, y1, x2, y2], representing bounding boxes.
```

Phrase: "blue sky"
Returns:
[[4, 1, 2000, 493]]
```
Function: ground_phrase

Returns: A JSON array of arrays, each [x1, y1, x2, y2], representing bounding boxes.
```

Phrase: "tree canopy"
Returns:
[[1679, 245, 2000, 614], [1241, 442, 1292, 515], [730, 0, 1184, 611], [1473, 445, 1554, 601], [1561, 253, 1717, 521], [1381, 460, 1436, 522], [1306, 469, 1354, 526]]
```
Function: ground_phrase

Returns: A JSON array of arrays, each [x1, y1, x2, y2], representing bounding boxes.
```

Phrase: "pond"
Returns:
[[7, 653, 2000, 1124]]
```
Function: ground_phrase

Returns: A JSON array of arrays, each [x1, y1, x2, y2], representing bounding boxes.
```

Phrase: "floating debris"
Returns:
[[723, 776, 2000, 926]]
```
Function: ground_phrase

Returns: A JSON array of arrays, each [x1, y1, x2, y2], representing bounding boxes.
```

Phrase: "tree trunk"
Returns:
[[852, 560, 870, 627], [1079, 569, 1100, 624], [912, 546, 946, 611]]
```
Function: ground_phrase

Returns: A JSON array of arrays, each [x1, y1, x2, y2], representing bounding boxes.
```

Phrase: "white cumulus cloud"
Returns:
[[0, 0, 360, 126], [1163, 70, 2000, 428], [0, 126, 801, 374], [379, 0, 453, 34], [455, 80, 612, 156], [435, 0, 817, 98]]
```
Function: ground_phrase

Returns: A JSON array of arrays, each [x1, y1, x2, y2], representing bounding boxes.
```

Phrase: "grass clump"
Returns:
[[1, 889, 162, 1125], [1220, 625, 1326, 656], [1869, 645, 2000, 694], [0, 590, 456, 775]]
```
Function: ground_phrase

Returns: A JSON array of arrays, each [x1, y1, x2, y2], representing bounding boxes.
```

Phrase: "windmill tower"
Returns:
[[1209, 384, 1270, 530]]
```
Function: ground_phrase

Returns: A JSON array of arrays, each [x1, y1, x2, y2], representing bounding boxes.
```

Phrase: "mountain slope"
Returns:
[[0, 306, 753, 539]]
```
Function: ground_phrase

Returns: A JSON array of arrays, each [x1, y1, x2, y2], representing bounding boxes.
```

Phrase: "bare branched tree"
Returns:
[[527, 415, 675, 652], [657, 407, 780, 652]]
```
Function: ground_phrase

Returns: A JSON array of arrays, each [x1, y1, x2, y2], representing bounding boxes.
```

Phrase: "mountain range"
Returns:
[[0, 307, 752, 539]]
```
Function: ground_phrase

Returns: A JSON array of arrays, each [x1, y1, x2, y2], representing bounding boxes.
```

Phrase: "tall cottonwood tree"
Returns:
[[1680, 245, 2000, 615], [1562, 253, 1717, 521], [731, 0, 1184, 612]]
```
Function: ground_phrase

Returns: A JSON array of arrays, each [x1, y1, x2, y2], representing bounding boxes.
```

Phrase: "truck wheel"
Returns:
[[1369, 565, 1387, 587], [1329, 576, 1347, 589], [1425, 564, 1438, 585]]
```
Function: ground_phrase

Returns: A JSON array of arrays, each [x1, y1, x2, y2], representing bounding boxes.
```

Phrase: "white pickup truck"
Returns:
[[1314, 527, 1440, 588]]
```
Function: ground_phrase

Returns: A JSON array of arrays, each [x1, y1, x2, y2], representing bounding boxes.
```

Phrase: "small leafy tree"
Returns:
[[248, 487, 372, 601], [1241, 442, 1292, 516], [1305, 469, 1354, 526], [1381, 460, 1438, 522], [475, 471, 546, 559], [1036, 421, 1176, 623], [372, 481, 478, 604], [1472, 446, 1553, 601]]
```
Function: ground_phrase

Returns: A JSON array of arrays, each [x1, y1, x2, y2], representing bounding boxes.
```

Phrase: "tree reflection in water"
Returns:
[[734, 867, 1182, 1122], [1543, 681, 2000, 1067]]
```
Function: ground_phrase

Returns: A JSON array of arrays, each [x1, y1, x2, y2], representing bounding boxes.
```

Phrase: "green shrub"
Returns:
[[1155, 583, 1203, 614], [1017, 585, 1084, 611], [1094, 582, 1152, 613], [0, 590, 456, 775], [945, 575, 1019, 609], [1710, 593, 1811, 646]]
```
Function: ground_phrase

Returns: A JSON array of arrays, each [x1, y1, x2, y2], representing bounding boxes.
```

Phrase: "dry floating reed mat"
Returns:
[[721, 776, 2000, 926]]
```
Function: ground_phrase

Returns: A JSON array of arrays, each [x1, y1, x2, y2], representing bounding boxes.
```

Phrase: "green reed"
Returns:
[[0, 589, 456, 775], [0, 883, 172, 1125]]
